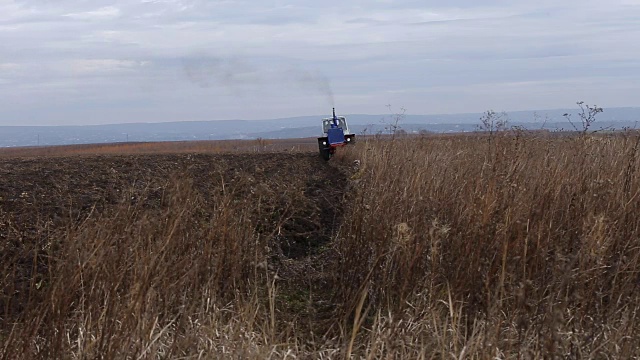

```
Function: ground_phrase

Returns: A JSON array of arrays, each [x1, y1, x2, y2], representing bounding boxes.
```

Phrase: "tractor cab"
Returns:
[[322, 117, 350, 135]]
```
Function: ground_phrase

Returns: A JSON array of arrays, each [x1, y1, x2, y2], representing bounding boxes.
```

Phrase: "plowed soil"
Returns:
[[1, 152, 349, 327]]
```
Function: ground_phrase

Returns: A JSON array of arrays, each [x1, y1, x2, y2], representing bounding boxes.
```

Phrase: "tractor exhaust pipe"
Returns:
[[332, 107, 338, 127]]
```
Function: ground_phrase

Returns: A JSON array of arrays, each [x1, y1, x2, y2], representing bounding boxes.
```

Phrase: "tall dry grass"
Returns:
[[2, 132, 640, 358], [0, 173, 303, 358], [334, 131, 640, 358]]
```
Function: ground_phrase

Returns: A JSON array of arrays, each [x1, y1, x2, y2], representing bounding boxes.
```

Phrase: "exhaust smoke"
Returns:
[[181, 55, 335, 107]]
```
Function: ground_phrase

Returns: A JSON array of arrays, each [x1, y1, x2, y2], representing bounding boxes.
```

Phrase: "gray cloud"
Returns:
[[1, 0, 639, 125]]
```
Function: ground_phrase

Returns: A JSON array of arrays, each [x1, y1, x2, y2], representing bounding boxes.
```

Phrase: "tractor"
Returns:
[[317, 108, 355, 160]]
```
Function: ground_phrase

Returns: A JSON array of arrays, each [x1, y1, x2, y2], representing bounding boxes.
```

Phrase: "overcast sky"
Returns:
[[1, 0, 639, 125]]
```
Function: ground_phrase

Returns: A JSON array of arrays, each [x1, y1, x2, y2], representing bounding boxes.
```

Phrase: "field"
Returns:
[[2, 133, 640, 358]]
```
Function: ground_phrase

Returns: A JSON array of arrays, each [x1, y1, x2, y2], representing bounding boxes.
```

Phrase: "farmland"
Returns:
[[2, 133, 640, 358]]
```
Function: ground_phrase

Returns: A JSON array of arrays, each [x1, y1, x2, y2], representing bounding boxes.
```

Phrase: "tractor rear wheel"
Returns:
[[318, 138, 332, 161], [319, 147, 331, 161]]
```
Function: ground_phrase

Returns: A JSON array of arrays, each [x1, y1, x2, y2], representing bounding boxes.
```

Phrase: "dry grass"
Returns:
[[1, 173, 286, 358], [0, 152, 344, 359], [2, 132, 640, 358], [334, 131, 640, 358]]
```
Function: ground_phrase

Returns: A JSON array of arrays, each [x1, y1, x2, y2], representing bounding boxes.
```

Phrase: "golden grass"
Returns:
[[334, 131, 640, 358]]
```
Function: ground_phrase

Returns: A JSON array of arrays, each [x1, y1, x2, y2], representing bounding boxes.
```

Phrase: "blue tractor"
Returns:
[[317, 108, 355, 160]]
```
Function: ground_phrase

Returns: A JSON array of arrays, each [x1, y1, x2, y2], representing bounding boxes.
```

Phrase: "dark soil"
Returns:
[[0, 152, 349, 332]]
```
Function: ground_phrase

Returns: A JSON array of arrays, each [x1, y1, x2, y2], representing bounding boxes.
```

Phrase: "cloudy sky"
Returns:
[[1, 0, 639, 125]]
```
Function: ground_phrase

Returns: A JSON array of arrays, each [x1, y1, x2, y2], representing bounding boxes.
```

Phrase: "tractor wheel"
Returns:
[[319, 147, 332, 161], [318, 137, 332, 161]]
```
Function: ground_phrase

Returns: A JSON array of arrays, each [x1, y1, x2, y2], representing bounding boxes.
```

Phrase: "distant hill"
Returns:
[[1, 107, 639, 147]]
